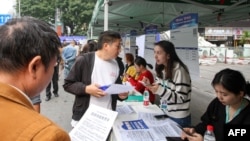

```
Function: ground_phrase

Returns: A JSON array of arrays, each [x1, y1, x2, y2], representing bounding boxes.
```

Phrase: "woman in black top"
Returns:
[[181, 68, 250, 141]]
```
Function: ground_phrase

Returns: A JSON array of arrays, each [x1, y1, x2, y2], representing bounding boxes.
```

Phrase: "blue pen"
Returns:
[[99, 85, 110, 91]]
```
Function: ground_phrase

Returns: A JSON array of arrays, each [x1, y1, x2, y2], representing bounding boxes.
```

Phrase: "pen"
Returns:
[[99, 85, 110, 91]]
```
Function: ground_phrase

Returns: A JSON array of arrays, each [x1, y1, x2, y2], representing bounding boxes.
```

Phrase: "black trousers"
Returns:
[[46, 65, 59, 97]]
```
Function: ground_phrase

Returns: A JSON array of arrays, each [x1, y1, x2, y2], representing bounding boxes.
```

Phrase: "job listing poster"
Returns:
[[170, 13, 200, 79]]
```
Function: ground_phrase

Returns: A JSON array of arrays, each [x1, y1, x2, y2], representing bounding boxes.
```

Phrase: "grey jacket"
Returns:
[[63, 52, 124, 120]]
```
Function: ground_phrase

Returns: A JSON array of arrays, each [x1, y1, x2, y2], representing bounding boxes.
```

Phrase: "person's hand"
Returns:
[[146, 83, 159, 93], [118, 92, 129, 99], [85, 84, 106, 98], [181, 128, 197, 141], [185, 133, 203, 141], [120, 75, 124, 80], [141, 76, 151, 86], [124, 73, 131, 80]]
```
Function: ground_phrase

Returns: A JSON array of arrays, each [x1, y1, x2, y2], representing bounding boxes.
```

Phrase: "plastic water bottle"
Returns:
[[160, 99, 167, 112], [143, 88, 149, 107], [204, 125, 216, 141]]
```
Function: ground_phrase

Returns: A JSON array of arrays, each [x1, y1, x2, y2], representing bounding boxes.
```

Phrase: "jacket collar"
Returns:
[[0, 82, 34, 110]]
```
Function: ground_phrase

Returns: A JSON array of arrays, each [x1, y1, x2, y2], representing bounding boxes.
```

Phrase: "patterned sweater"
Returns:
[[155, 62, 191, 118]]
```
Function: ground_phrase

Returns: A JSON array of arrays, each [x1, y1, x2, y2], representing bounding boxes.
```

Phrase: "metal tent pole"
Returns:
[[104, 0, 109, 31]]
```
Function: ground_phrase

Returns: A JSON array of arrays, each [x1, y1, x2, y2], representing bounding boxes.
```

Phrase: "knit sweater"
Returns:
[[155, 62, 191, 118]]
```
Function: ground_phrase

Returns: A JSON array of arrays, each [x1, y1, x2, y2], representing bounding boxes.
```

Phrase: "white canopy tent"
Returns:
[[88, 0, 250, 38]]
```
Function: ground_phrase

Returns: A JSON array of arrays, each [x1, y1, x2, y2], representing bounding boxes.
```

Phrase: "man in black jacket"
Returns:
[[63, 31, 128, 129]]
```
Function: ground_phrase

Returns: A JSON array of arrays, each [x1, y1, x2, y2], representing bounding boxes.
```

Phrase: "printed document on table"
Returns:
[[117, 113, 182, 141], [118, 122, 181, 141], [121, 119, 149, 130], [69, 104, 118, 141], [104, 84, 134, 95], [119, 130, 155, 141], [138, 112, 171, 126], [138, 112, 182, 136], [116, 104, 135, 115]]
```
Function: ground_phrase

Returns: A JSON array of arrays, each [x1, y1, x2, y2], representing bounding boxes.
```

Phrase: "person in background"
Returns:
[[116, 56, 125, 84], [46, 49, 61, 101], [181, 68, 250, 141], [80, 43, 90, 54], [122, 53, 137, 83], [59, 42, 69, 77], [74, 40, 80, 56], [127, 56, 155, 103], [63, 31, 129, 128], [62, 39, 67, 45], [79, 40, 98, 55], [62, 40, 77, 78], [31, 94, 41, 113], [144, 40, 192, 127], [88, 39, 98, 52], [0, 17, 70, 140], [45, 61, 60, 101]]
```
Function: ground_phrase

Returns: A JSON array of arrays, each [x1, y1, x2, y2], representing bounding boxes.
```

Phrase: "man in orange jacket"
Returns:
[[0, 17, 70, 141]]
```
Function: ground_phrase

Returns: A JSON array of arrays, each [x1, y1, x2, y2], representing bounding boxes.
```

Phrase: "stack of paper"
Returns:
[[69, 104, 118, 141]]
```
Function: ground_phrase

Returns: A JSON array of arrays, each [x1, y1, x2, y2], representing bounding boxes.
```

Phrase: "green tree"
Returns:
[[18, 0, 56, 24], [56, 0, 95, 35], [240, 31, 250, 45], [17, 0, 95, 35]]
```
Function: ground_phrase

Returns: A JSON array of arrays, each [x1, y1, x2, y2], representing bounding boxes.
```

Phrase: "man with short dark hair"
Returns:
[[63, 31, 129, 129], [0, 17, 70, 141]]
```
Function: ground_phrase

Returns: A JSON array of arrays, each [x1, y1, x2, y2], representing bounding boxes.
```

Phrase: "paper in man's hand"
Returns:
[[104, 84, 134, 94]]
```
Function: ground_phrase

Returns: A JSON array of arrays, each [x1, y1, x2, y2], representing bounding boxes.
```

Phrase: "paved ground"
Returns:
[[40, 63, 250, 133]]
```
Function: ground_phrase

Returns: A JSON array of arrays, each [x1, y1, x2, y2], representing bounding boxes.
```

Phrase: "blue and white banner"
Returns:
[[59, 36, 87, 43], [144, 25, 158, 34], [170, 13, 198, 30]]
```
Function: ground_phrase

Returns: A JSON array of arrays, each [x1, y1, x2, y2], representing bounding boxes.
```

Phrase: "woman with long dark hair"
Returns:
[[144, 40, 192, 127]]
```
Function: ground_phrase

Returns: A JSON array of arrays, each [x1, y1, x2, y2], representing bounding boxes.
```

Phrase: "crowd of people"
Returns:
[[1, 16, 249, 141]]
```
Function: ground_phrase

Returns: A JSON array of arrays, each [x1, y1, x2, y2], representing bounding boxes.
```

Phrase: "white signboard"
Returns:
[[170, 13, 200, 79], [144, 34, 156, 68]]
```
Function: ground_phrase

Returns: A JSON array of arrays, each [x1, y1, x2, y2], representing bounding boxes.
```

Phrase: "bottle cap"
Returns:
[[207, 125, 214, 131]]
